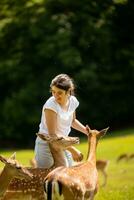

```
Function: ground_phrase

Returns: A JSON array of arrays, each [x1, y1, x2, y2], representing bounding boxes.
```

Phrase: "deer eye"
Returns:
[[57, 137, 63, 140], [16, 166, 21, 169]]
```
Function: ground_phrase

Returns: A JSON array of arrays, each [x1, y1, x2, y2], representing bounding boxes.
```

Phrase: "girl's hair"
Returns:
[[50, 74, 75, 95]]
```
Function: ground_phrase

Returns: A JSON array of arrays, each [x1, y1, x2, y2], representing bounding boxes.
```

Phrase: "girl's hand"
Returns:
[[85, 125, 91, 135]]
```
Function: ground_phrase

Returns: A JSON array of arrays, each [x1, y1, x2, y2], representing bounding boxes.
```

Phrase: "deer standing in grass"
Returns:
[[44, 126, 109, 200], [0, 153, 33, 200], [1, 134, 81, 200], [128, 153, 134, 160], [116, 153, 134, 163], [116, 153, 128, 163], [96, 159, 109, 187]]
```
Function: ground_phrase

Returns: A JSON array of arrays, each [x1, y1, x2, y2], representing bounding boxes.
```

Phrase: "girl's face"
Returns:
[[51, 86, 70, 105]]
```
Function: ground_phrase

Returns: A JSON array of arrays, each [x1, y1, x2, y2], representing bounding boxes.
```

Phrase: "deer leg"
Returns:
[[101, 170, 107, 187], [89, 191, 95, 200]]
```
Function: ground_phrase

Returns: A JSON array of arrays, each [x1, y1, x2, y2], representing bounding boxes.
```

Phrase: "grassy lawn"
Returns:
[[95, 132, 134, 200], [0, 128, 134, 200]]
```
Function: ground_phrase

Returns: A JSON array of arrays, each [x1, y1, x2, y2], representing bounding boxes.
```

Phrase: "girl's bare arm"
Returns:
[[71, 112, 88, 135]]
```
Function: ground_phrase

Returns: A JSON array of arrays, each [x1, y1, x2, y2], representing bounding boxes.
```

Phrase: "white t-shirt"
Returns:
[[39, 96, 79, 136]]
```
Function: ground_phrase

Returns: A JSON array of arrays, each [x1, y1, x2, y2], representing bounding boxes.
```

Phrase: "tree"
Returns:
[[0, 0, 133, 147]]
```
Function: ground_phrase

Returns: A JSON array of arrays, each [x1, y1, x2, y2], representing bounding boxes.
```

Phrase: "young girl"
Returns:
[[34, 74, 88, 168]]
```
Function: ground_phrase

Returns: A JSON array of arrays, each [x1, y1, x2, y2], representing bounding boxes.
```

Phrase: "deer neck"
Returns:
[[50, 145, 67, 167], [53, 152, 67, 167], [87, 135, 97, 165], [0, 167, 13, 197]]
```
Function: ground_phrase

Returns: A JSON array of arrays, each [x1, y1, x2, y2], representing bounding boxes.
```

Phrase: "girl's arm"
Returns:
[[69, 112, 89, 162], [45, 109, 66, 166], [45, 109, 57, 137], [71, 112, 88, 136]]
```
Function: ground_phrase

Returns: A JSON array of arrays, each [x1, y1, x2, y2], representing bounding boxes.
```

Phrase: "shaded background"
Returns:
[[0, 0, 134, 148]]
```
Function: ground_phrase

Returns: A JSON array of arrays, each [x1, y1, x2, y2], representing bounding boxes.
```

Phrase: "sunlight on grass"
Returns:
[[0, 150, 34, 167]]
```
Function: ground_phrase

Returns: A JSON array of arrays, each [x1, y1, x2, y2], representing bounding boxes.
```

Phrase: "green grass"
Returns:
[[95, 134, 134, 200], [0, 129, 134, 200], [0, 149, 34, 167]]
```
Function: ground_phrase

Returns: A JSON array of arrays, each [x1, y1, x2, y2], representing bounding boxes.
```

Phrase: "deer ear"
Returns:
[[9, 152, 16, 160], [37, 133, 50, 141], [0, 155, 8, 164], [37, 133, 44, 139], [99, 127, 109, 137]]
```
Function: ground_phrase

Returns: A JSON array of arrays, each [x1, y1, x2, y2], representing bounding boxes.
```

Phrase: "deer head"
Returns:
[[86, 125, 109, 140], [0, 152, 33, 180], [36, 133, 79, 149]]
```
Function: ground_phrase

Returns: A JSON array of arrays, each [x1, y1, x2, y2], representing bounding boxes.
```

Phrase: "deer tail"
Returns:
[[44, 179, 63, 200]]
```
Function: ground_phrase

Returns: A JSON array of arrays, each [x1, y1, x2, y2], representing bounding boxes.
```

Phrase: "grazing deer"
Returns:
[[128, 153, 134, 160], [2, 134, 80, 200], [44, 126, 109, 200], [0, 152, 33, 199], [116, 153, 128, 163], [96, 159, 109, 187]]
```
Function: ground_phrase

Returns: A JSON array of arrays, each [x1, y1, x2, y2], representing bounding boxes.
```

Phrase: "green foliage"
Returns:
[[0, 0, 134, 146]]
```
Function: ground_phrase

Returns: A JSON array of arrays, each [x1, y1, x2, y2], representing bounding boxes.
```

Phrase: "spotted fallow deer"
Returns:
[[116, 153, 128, 163], [128, 153, 134, 160], [2, 134, 80, 200], [96, 159, 109, 187], [0, 152, 33, 200], [44, 126, 109, 200], [37, 133, 83, 166], [30, 133, 83, 168]]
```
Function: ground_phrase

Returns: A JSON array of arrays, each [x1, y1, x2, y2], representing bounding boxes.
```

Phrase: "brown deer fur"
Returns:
[[116, 153, 128, 163], [96, 159, 109, 187], [44, 127, 109, 200], [1, 134, 80, 200], [0, 153, 32, 200]]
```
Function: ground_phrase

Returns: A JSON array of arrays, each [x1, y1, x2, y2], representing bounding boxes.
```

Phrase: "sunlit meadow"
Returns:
[[0, 128, 134, 200]]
